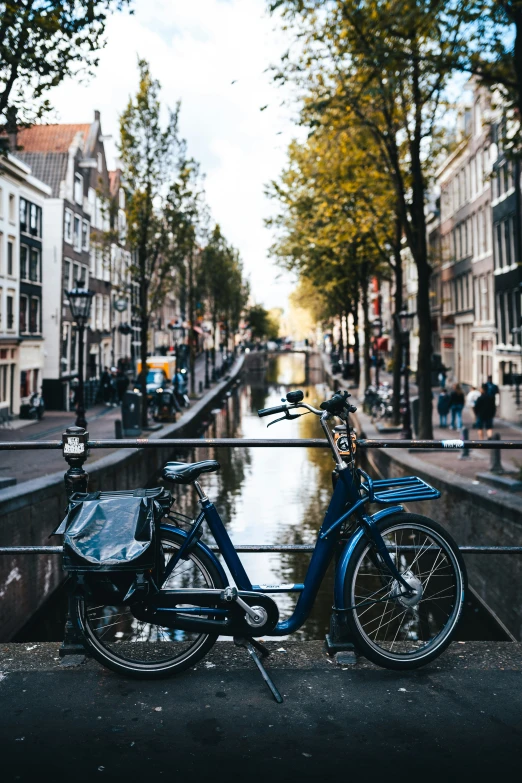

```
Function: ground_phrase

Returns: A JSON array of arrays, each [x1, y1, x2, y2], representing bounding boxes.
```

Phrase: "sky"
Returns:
[[46, 0, 302, 312]]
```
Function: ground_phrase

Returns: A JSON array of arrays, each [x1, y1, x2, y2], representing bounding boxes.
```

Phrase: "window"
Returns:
[[20, 295, 28, 333], [474, 101, 482, 137], [61, 323, 70, 372], [63, 259, 71, 300], [29, 248, 39, 282], [8, 193, 15, 222], [0, 187, 3, 218], [74, 173, 83, 205], [29, 204, 40, 237], [70, 327, 77, 371], [6, 294, 13, 330], [20, 245, 28, 280], [64, 209, 73, 243], [73, 262, 82, 288], [7, 240, 13, 276], [29, 297, 39, 333], [495, 223, 503, 269], [73, 215, 81, 251], [82, 220, 89, 250], [97, 152, 103, 173], [20, 198, 28, 232]]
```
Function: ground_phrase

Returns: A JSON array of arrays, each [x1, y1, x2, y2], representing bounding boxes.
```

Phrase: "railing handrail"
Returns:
[[1, 545, 521, 555], [0, 437, 521, 450]]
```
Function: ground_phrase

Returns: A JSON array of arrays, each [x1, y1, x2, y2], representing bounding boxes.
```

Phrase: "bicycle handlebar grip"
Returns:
[[257, 405, 286, 418]]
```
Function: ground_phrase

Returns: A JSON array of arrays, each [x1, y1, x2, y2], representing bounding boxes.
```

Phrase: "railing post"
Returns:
[[459, 427, 470, 459], [62, 426, 89, 498], [490, 433, 504, 475], [60, 426, 90, 659]]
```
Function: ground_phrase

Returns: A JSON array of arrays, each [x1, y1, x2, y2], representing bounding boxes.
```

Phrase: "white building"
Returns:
[[0, 154, 50, 420]]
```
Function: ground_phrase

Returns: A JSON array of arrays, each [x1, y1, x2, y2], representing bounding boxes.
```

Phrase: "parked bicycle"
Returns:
[[60, 389, 466, 701]]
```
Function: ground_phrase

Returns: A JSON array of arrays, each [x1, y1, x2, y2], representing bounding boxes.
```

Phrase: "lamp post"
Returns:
[[395, 309, 416, 440], [371, 317, 383, 388], [112, 295, 128, 368], [68, 286, 94, 429]]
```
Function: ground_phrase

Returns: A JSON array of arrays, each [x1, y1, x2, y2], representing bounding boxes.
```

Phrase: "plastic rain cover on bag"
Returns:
[[63, 495, 157, 572]]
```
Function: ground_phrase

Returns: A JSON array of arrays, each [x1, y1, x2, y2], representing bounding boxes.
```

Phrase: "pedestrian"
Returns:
[[449, 383, 465, 430], [466, 386, 481, 428], [110, 367, 118, 406], [100, 367, 112, 406], [438, 370, 446, 390], [485, 375, 499, 400], [474, 383, 496, 439], [437, 388, 451, 428], [115, 370, 129, 404]]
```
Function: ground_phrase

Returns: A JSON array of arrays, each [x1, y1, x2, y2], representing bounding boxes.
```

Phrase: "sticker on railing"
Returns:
[[63, 437, 84, 454], [441, 439, 464, 449]]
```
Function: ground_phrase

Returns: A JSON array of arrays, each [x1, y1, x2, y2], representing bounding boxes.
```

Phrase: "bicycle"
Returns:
[[70, 388, 467, 701]]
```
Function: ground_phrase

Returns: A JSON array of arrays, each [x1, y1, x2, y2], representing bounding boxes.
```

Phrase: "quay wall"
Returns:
[[0, 359, 244, 641]]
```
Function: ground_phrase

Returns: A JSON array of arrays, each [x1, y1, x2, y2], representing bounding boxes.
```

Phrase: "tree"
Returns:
[[270, 0, 475, 437], [164, 155, 208, 396], [0, 1, 131, 136], [119, 59, 180, 425], [246, 305, 279, 341]]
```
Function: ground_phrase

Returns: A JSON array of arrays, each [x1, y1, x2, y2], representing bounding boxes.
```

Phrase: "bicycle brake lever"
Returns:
[[266, 410, 302, 427]]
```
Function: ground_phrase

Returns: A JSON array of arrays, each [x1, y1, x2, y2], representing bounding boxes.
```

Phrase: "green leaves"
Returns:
[[0, 1, 132, 127]]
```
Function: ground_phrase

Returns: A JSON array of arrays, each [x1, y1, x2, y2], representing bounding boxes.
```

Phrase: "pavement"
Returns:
[[335, 364, 522, 491], [0, 641, 520, 781], [0, 351, 225, 485]]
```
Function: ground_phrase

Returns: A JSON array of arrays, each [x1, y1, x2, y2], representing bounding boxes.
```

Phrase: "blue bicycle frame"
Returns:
[[161, 430, 440, 636]]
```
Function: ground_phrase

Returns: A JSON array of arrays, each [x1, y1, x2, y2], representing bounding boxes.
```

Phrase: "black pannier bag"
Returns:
[[58, 488, 172, 603]]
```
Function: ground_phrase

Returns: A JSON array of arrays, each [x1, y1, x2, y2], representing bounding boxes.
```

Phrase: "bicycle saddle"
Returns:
[[162, 460, 220, 484]]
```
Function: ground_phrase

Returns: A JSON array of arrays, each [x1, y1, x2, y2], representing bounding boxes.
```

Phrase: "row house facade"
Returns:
[[433, 85, 496, 392], [15, 113, 137, 411], [0, 153, 50, 419]]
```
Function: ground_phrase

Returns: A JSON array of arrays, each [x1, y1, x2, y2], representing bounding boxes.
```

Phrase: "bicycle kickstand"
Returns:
[[234, 637, 283, 704]]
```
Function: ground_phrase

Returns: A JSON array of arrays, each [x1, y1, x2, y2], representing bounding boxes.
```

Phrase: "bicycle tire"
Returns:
[[343, 513, 466, 670], [72, 529, 225, 679]]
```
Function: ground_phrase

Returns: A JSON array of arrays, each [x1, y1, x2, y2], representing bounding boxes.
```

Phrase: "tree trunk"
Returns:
[[352, 298, 360, 385], [337, 310, 344, 362], [344, 311, 350, 371], [361, 276, 371, 390], [188, 251, 196, 396], [139, 314, 149, 428], [392, 218, 403, 426], [416, 260, 434, 437]]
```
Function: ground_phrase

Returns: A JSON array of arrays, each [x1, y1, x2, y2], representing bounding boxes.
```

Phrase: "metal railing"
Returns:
[[0, 426, 521, 558]]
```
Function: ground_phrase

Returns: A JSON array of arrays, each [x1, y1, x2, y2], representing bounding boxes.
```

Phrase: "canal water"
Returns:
[[16, 353, 509, 642]]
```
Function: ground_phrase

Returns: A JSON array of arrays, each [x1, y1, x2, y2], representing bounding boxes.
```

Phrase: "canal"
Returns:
[[16, 353, 510, 643]]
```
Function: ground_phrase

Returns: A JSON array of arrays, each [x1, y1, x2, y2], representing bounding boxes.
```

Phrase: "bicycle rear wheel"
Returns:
[[72, 530, 225, 678], [344, 513, 466, 670]]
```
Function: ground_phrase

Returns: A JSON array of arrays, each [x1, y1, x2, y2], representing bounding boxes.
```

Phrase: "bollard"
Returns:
[[459, 427, 470, 459], [199, 380, 203, 394], [490, 433, 504, 474], [115, 419, 123, 439]]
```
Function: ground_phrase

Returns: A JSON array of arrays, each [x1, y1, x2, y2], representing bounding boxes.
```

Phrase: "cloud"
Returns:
[[46, 0, 302, 311]]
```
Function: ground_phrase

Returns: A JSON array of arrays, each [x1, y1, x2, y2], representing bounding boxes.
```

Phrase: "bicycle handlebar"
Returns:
[[257, 405, 288, 418]]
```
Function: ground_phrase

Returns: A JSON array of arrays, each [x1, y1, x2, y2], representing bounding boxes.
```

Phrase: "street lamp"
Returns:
[[394, 309, 416, 440], [371, 317, 383, 388], [68, 285, 94, 429]]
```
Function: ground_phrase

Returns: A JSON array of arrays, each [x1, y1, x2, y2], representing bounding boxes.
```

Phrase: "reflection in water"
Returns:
[[170, 353, 337, 639]]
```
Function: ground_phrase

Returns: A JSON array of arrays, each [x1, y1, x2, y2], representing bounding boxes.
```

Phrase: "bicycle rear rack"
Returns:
[[357, 469, 440, 504]]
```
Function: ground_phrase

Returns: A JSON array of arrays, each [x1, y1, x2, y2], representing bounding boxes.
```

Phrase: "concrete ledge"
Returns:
[[476, 472, 522, 492], [0, 641, 521, 781]]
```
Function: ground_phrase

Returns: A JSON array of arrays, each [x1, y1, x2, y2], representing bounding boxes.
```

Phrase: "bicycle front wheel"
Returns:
[[344, 513, 466, 670], [73, 530, 225, 679]]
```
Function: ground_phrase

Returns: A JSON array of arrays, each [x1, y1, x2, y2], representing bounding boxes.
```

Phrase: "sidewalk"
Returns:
[[0, 351, 228, 486], [362, 368, 522, 485]]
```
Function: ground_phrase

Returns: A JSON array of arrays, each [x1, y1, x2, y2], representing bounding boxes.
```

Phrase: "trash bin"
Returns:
[[411, 397, 419, 437], [121, 390, 142, 437]]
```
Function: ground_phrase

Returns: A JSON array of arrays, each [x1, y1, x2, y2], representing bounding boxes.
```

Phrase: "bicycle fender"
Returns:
[[334, 505, 404, 609], [159, 522, 229, 587]]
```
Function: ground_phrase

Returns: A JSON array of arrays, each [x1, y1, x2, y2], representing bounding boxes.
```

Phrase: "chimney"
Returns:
[[94, 110, 100, 121]]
